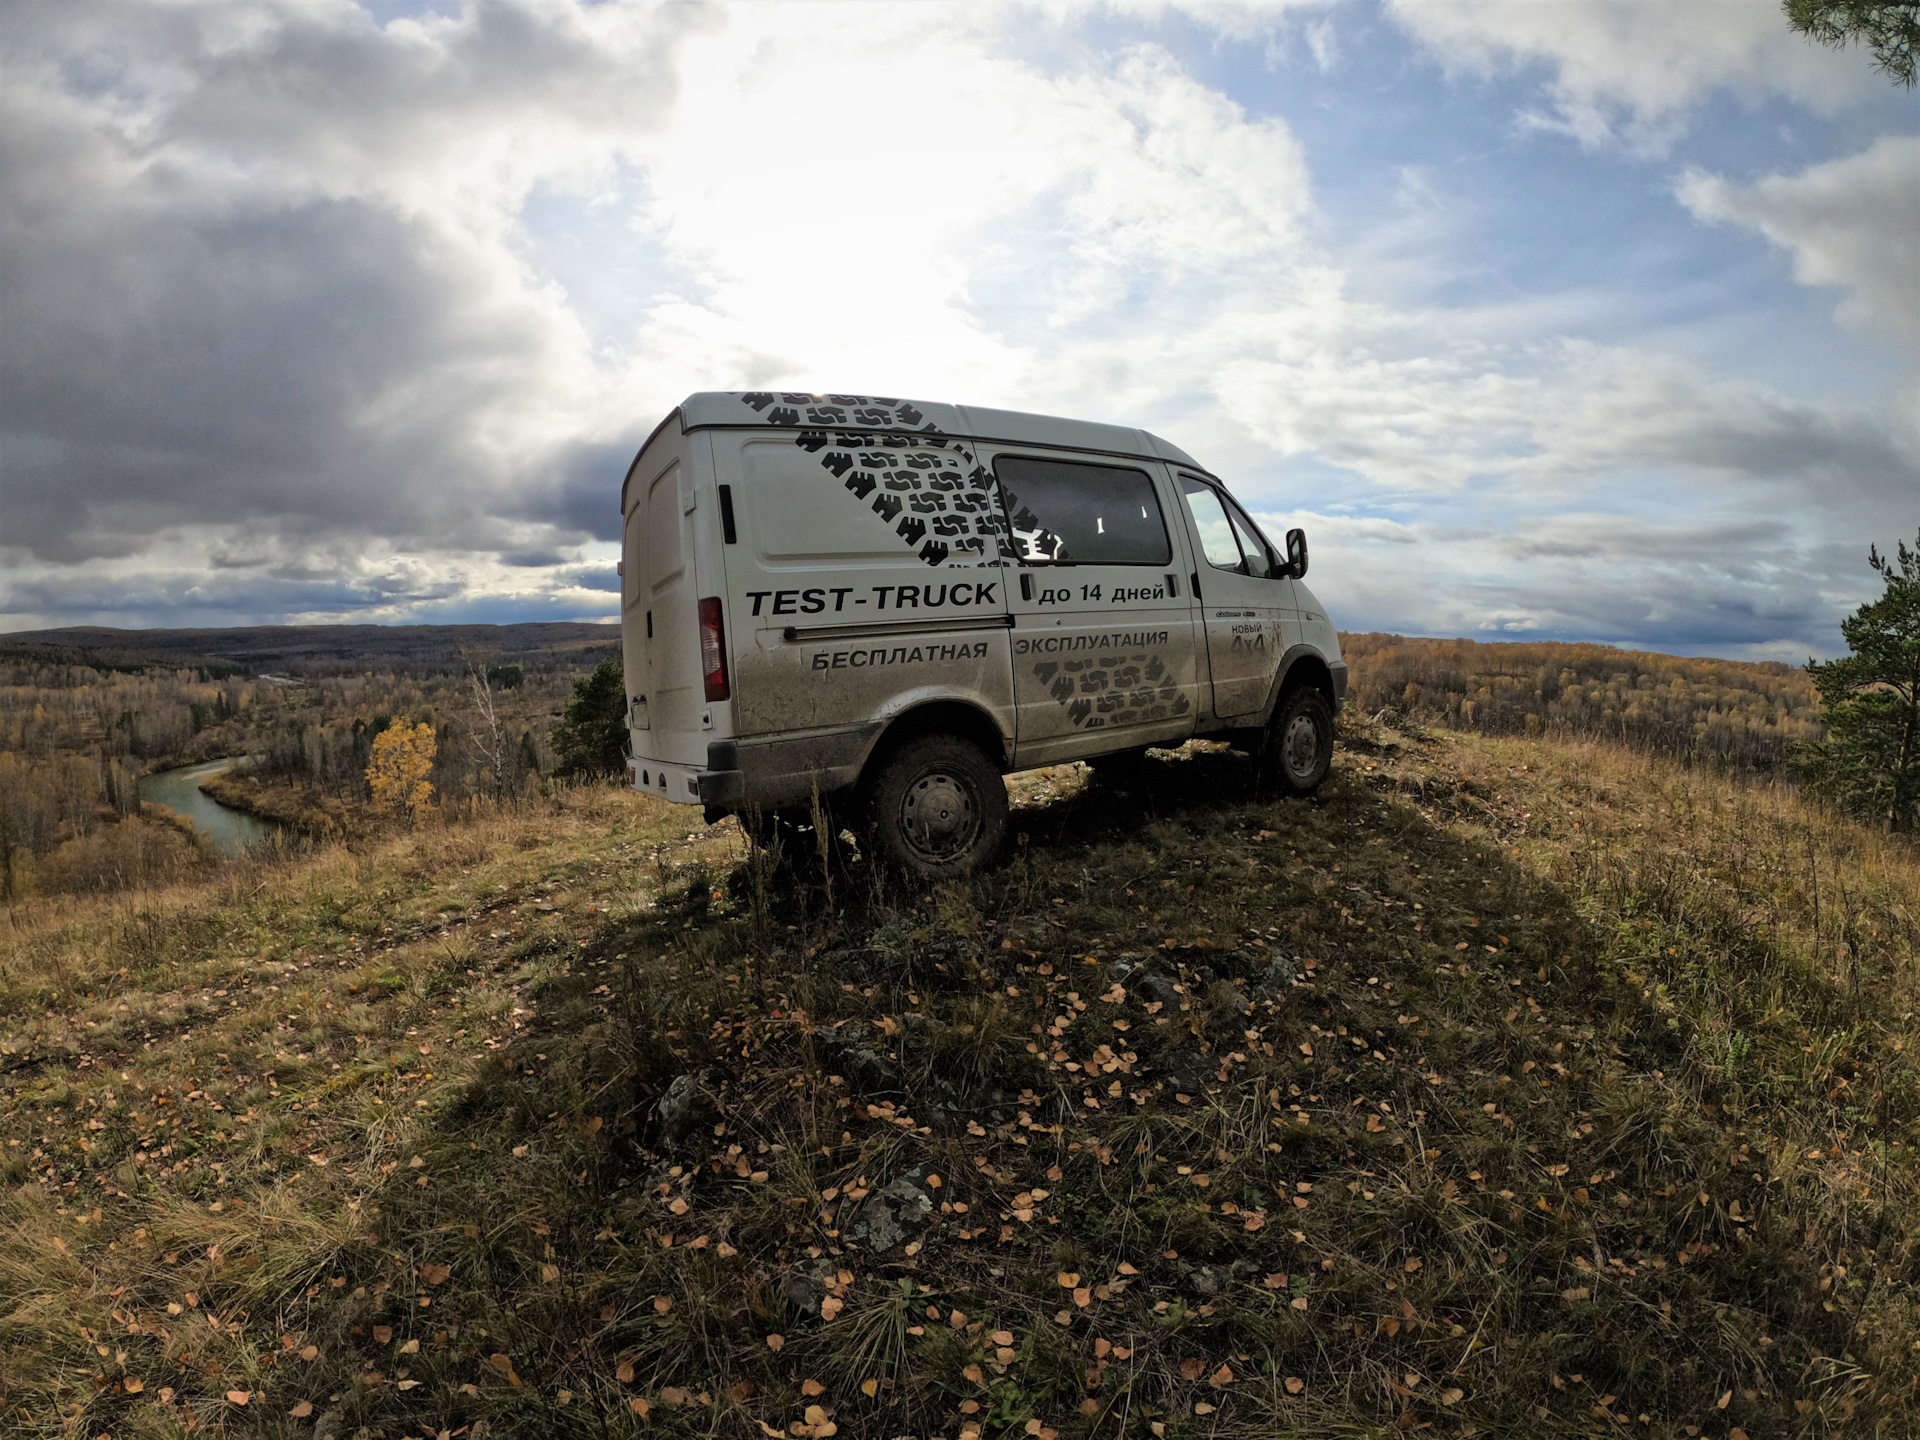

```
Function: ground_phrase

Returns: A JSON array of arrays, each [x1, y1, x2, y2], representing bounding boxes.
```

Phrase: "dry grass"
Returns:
[[3, 726, 1918, 1439]]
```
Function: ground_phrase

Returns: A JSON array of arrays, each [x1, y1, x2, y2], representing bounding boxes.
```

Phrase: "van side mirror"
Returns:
[[1285, 527, 1308, 579]]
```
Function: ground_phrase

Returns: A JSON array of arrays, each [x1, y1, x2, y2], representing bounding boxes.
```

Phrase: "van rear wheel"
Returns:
[[866, 735, 1008, 880], [1264, 686, 1334, 796]]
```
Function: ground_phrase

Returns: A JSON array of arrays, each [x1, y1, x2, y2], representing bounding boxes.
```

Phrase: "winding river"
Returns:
[[137, 760, 279, 857]]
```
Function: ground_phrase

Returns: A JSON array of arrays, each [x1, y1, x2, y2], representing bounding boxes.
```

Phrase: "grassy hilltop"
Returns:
[[4, 719, 1919, 1439]]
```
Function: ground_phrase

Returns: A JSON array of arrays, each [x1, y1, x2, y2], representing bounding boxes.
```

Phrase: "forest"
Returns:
[[0, 624, 1824, 900], [0, 624, 620, 899], [1340, 632, 1822, 769]]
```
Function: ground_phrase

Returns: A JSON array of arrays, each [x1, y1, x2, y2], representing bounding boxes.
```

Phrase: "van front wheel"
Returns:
[[866, 735, 1008, 879], [1264, 686, 1334, 796]]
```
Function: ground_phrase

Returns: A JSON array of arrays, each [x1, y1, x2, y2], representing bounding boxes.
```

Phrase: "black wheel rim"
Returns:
[[1282, 713, 1321, 781], [897, 769, 978, 863]]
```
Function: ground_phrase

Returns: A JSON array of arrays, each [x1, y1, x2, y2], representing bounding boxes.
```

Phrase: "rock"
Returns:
[[1157, 1050, 1213, 1098], [779, 1258, 839, 1318], [843, 1166, 936, 1256], [1259, 951, 1297, 991], [654, 1068, 724, 1153], [815, 1028, 903, 1097], [1185, 1263, 1227, 1296], [1135, 969, 1183, 1009], [1201, 980, 1252, 1018], [1220, 948, 1259, 979]]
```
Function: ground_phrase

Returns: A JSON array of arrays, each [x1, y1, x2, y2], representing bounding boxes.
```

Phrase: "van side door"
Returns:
[[1178, 476, 1293, 722], [984, 449, 1202, 765]]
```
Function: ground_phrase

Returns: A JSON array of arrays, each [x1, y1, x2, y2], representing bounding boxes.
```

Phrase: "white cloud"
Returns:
[[1680, 135, 1920, 337], [1385, 0, 1867, 148], [0, 0, 1909, 658]]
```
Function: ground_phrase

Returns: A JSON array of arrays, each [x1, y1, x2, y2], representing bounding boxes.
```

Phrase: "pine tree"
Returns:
[[549, 662, 628, 779], [1799, 531, 1920, 831]]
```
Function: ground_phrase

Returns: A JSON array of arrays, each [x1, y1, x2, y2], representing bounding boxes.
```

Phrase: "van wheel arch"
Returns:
[[858, 700, 1011, 782], [1266, 650, 1336, 724]]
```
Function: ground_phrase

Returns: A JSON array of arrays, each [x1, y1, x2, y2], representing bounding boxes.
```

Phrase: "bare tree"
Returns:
[[462, 652, 513, 802]]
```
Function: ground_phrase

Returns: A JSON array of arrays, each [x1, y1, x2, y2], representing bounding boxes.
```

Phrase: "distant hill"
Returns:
[[0, 622, 621, 679], [1341, 632, 1821, 769]]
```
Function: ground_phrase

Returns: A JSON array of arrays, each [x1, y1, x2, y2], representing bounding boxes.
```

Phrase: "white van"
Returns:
[[619, 392, 1346, 877]]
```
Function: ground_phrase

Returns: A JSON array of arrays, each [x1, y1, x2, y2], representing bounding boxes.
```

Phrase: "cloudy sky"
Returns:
[[2, 0, 1914, 657]]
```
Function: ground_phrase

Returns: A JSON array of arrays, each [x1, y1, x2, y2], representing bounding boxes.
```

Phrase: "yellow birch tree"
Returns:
[[366, 722, 436, 820]]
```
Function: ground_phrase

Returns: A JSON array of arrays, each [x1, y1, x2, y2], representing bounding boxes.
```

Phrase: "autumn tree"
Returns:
[[1798, 531, 1920, 831], [549, 661, 628, 780], [366, 721, 437, 820], [1786, 1, 1920, 84]]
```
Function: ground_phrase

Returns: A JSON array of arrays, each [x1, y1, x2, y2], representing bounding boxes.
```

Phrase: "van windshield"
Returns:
[[995, 455, 1171, 565]]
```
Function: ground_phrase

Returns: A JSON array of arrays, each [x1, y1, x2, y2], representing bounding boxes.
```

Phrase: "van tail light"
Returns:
[[699, 596, 730, 702]]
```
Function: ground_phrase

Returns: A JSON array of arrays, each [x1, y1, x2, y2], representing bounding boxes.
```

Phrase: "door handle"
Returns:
[[1020, 572, 1033, 602], [1190, 572, 1201, 601], [1166, 572, 1179, 597]]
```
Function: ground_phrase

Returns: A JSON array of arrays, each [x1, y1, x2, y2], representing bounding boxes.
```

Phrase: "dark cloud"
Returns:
[[0, 0, 693, 570]]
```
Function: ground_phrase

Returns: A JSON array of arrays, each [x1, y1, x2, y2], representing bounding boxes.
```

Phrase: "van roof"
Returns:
[[673, 391, 1204, 472]]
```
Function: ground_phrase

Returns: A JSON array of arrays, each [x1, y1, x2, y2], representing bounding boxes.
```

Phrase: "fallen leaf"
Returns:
[[421, 1263, 451, 1285], [964, 1363, 985, 1383], [300, 1345, 318, 1361], [226, 1390, 251, 1405], [1285, 1377, 1305, 1394], [630, 1396, 651, 1417], [1717, 1390, 1733, 1410], [373, 1326, 393, 1344], [653, 1295, 673, 1315], [820, 1295, 843, 1320], [1180, 1358, 1205, 1381], [1056, 1272, 1081, 1289], [399, 1338, 419, 1355], [617, 1361, 635, 1384], [1210, 1365, 1234, 1388], [731, 1380, 755, 1402], [290, 1400, 313, 1418], [861, 1378, 879, 1398], [1291, 1297, 1308, 1312], [802, 1378, 825, 1397], [541, 1264, 560, 1283], [1440, 1388, 1465, 1406], [766, 1334, 785, 1351], [122, 1377, 144, 1394], [660, 1385, 688, 1405]]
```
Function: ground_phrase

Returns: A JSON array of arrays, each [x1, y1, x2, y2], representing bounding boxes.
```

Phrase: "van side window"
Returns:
[[1180, 478, 1244, 572], [995, 455, 1171, 565], [1223, 494, 1278, 577]]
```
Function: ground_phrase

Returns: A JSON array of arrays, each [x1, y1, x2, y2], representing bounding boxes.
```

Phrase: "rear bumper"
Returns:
[[699, 725, 881, 813], [631, 725, 881, 813]]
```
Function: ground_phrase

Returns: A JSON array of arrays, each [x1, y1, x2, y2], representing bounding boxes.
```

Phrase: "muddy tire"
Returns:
[[865, 735, 1008, 880], [1264, 686, 1334, 796]]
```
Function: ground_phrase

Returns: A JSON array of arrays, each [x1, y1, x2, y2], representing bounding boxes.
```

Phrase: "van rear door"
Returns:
[[985, 449, 1203, 765]]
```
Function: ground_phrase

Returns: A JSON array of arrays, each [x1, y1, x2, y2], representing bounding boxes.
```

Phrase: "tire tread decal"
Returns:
[[1031, 650, 1191, 730], [733, 392, 1010, 568]]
